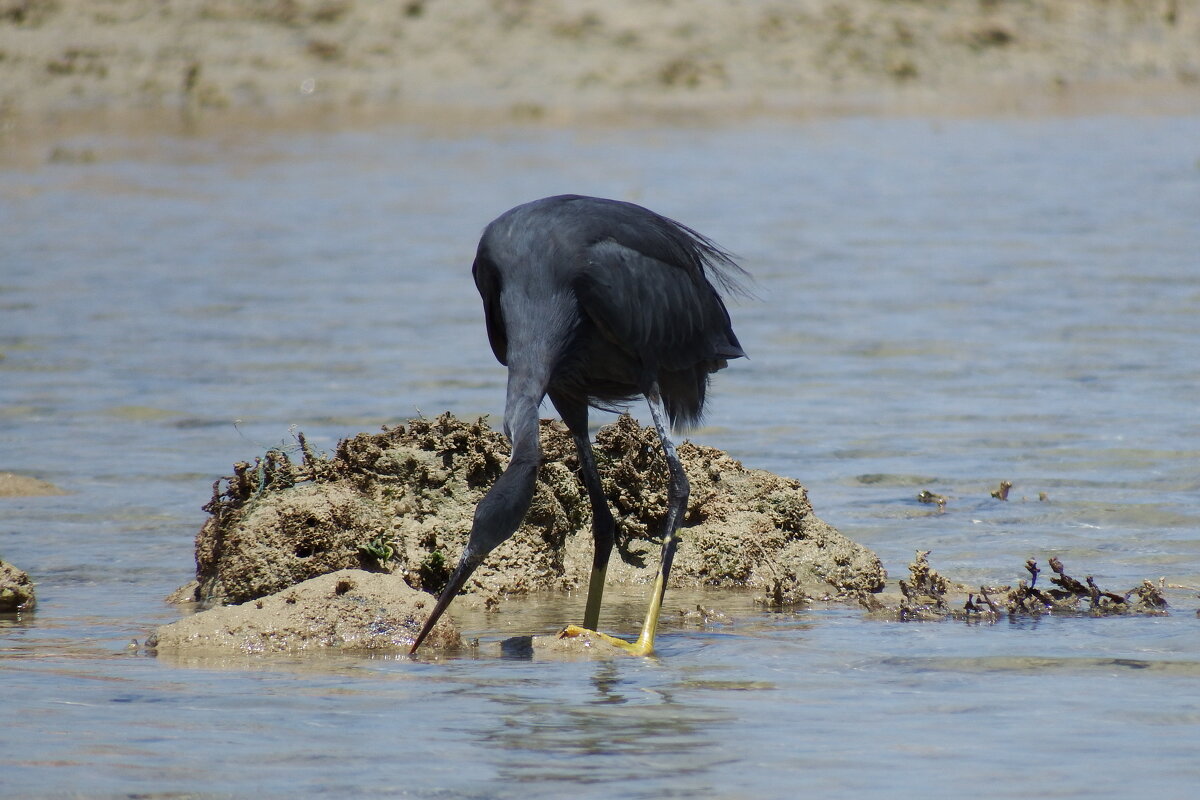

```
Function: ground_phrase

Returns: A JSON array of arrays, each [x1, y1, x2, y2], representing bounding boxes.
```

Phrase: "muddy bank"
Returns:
[[179, 413, 885, 610], [0, 558, 36, 612], [2, 0, 1197, 127]]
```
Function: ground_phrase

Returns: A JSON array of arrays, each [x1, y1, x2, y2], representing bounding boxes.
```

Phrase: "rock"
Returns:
[[0, 472, 65, 497], [0, 559, 36, 612], [179, 413, 884, 611], [149, 570, 458, 653]]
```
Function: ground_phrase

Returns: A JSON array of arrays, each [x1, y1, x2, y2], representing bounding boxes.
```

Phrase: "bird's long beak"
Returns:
[[409, 552, 483, 654]]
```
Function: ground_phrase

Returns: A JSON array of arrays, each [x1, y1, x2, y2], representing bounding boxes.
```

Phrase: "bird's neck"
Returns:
[[503, 362, 550, 463], [465, 400, 541, 559]]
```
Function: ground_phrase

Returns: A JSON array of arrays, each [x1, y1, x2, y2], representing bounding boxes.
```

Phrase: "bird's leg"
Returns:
[[574, 434, 615, 630], [549, 394, 615, 631], [629, 386, 689, 654], [560, 385, 688, 656]]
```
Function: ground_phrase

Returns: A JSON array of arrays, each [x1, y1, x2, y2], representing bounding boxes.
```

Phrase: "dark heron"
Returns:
[[409, 194, 746, 655]]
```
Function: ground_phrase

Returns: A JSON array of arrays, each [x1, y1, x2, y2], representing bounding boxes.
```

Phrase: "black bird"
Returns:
[[409, 195, 745, 655]]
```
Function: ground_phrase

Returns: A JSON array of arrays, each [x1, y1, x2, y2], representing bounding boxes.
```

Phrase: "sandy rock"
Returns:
[[150, 569, 458, 653], [194, 481, 393, 605], [0, 472, 66, 497], [560, 418, 885, 602], [181, 413, 884, 612], [0, 559, 36, 612]]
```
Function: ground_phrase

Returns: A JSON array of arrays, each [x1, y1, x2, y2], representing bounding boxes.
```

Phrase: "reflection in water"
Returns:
[[588, 660, 631, 705], [478, 660, 733, 795]]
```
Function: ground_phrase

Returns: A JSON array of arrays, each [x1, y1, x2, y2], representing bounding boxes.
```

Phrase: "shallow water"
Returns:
[[2, 112, 1199, 798]]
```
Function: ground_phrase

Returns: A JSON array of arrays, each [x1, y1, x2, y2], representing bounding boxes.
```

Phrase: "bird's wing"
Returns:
[[472, 253, 508, 365], [575, 238, 741, 373]]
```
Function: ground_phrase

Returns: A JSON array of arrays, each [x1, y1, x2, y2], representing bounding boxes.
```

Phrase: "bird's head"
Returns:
[[408, 548, 487, 654], [408, 407, 542, 654]]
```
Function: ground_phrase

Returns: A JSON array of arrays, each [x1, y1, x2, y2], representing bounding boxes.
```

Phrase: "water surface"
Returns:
[[2, 113, 1199, 798]]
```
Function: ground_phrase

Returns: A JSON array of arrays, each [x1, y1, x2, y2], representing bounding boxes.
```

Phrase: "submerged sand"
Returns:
[[0, 472, 66, 497]]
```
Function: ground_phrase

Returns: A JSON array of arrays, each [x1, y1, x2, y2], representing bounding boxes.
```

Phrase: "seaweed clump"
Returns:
[[986, 557, 1169, 619], [864, 551, 1170, 622]]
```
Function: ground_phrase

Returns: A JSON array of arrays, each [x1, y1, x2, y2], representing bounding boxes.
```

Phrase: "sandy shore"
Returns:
[[2, 0, 1198, 133]]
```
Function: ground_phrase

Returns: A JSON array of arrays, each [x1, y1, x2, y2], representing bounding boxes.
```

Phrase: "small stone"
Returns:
[[0, 560, 37, 612]]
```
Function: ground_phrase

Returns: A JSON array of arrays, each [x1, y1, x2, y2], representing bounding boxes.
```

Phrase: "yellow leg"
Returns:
[[559, 624, 643, 653], [559, 385, 686, 658], [630, 566, 670, 654], [560, 535, 676, 656]]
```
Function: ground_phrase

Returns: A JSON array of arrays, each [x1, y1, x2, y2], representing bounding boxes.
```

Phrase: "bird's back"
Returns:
[[473, 195, 745, 429]]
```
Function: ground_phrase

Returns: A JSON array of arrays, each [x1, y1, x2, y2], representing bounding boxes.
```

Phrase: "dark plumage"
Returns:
[[410, 195, 745, 654]]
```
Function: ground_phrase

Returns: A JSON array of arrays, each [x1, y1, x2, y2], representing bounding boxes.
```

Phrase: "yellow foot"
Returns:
[[558, 624, 654, 656]]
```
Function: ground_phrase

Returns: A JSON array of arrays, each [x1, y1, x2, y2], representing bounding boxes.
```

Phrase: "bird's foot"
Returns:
[[558, 624, 653, 656]]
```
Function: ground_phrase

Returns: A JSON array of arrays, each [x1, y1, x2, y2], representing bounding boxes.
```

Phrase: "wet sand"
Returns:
[[2, 0, 1198, 135]]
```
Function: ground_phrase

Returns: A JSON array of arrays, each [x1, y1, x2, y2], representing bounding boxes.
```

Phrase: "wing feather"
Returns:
[[575, 238, 742, 374]]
